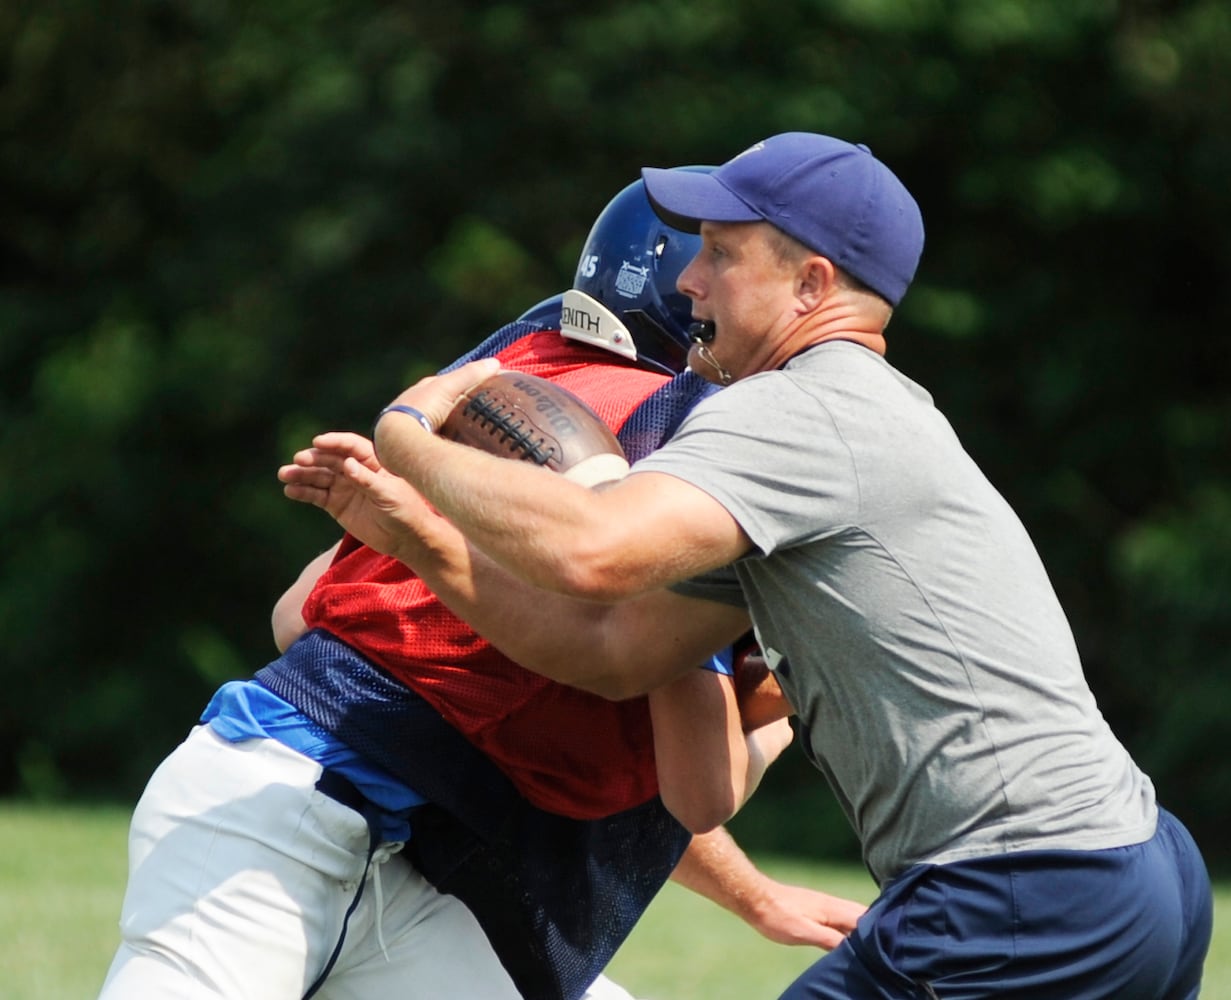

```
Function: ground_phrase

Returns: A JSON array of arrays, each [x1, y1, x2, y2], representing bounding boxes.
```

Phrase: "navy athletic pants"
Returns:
[[781, 809, 1212, 999]]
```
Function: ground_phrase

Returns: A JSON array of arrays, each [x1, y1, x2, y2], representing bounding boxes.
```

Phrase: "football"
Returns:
[[440, 370, 630, 487]]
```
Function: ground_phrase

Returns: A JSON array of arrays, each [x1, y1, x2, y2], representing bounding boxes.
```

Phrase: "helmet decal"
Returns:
[[614, 262, 650, 299]]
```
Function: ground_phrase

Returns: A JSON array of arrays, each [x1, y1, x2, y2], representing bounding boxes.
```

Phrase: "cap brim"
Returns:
[[641, 167, 763, 233]]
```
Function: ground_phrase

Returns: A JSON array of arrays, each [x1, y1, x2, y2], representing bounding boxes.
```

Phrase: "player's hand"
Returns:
[[742, 879, 867, 951], [278, 431, 442, 560], [735, 648, 794, 731]]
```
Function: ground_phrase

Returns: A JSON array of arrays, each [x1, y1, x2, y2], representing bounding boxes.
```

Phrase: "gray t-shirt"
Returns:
[[634, 341, 1156, 885]]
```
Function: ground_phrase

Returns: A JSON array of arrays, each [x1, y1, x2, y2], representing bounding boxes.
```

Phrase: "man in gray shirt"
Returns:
[[285, 132, 1212, 998]]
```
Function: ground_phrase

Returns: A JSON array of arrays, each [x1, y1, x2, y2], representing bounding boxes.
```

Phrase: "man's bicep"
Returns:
[[578, 471, 752, 599]]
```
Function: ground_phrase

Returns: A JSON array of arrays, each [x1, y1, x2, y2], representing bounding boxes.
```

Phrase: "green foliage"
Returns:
[[1, 0, 1229, 861]]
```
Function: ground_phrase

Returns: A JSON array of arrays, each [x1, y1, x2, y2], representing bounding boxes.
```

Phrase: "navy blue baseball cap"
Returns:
[[641, 132, 924, 306]]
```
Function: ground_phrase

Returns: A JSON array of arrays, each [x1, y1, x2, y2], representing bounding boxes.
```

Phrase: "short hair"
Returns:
[[766, 225, 893, 311]]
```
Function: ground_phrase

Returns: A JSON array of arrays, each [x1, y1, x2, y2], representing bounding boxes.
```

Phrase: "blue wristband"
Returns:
[[374, 404, 434, 436]]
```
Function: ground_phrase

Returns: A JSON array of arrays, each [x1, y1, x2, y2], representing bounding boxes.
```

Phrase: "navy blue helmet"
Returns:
[[514, 292, 566, 330], [556, 168, 712, 375]]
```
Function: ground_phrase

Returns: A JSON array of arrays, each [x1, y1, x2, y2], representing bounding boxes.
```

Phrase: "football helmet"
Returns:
[[559, 168, 712, 375], [515, 293, 564, 330]]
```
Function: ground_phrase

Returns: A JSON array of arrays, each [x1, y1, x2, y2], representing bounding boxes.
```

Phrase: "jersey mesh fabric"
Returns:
[[302, 329, 715, 819]]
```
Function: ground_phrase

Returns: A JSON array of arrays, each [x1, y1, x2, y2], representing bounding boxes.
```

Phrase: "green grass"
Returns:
[[1, 802, 1225, 999], [0, 803, 131, 1000], [605, 856, 879, 997]]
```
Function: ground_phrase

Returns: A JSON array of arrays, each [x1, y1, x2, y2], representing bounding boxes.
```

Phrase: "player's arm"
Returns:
[[271, 541, 340, 652], [670, 827, 869, 951], [649, 666, 792, 832], [656, 655, 863, 948], [281, 432, 752, 698]]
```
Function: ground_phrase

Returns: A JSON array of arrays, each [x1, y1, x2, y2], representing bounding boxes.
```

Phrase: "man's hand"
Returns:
[[738, 876, 868, 951], [375, 357, 502, 437], [278, 431, 442, 560], [670, 827, 868, 953]]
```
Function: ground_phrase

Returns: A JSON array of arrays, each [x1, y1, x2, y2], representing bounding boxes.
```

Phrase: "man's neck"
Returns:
[[812, 329, 887, 356], [796, 289, 890, 357]]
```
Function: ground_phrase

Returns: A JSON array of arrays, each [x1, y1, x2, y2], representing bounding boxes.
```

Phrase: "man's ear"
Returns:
[[795, 255, 836, 309]]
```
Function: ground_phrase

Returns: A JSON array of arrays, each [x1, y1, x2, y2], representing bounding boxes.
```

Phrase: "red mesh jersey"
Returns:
[[303, 333, 671, 819]]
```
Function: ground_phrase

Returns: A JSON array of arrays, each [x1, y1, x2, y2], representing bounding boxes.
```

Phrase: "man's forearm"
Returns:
[[370, 362, 754, 602], [670, 826, 767, 918], [374, 409, 621, 596], [410, 535, 748, 699], [280, 428, 751, 697]]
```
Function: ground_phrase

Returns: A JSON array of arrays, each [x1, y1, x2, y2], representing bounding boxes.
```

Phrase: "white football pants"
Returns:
[[98, 724, 641, 1000]]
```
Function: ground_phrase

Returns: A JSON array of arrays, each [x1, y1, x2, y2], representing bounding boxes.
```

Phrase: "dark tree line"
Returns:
[[2, 0, 1228, 863]]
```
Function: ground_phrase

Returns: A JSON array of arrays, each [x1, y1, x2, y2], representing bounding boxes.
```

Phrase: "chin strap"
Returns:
[[692, 343, 732, 385]]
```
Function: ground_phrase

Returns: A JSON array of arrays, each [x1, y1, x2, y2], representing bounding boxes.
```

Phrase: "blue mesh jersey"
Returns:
[[257, 317, 721, 1000]]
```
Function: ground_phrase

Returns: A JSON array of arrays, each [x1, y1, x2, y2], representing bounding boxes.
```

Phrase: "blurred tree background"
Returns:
[[2, 0, 1228, 866]]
